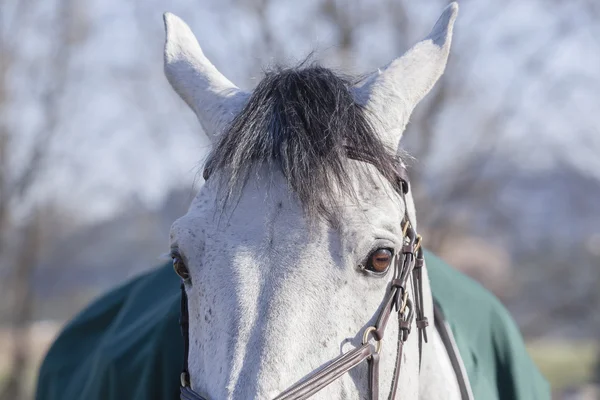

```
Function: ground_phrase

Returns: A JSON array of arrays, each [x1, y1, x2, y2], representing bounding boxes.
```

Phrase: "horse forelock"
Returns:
[[204, 62, 402, 220]]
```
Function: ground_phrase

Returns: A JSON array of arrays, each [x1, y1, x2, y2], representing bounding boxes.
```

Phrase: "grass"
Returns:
[[527, 340, 597, 392], [0, 323, 61, 399]]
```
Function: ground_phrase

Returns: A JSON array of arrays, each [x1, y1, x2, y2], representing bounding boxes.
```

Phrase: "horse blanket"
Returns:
[[36, 251, 550, 399]]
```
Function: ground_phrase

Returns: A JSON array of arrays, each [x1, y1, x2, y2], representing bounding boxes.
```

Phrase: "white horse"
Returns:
[[164, 3, 467, 399]]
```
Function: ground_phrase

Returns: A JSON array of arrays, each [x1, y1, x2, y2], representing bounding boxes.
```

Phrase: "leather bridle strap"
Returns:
[[267, 217, 424, 400], [273, 343, 377, 400], [181, 386, 208, 400], [179, 284, 208, 400], [413, 247, 428, 369], [177, 220, 423, 400], [177, 167, 428, 400]]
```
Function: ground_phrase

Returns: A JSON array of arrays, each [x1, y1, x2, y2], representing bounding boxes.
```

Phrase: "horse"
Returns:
[[163, 3, 467, 399]]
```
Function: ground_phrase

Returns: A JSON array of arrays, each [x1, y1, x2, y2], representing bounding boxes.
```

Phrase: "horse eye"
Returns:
[[365, 248, 393, 273], [172, 256, 190, 281]]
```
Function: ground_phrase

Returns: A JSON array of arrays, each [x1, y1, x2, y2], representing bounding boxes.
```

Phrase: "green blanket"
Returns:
[[36, 251, 550, 399]]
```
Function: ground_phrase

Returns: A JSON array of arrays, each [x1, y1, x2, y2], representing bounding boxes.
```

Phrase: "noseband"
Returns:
[[178, 164, 428, 400]]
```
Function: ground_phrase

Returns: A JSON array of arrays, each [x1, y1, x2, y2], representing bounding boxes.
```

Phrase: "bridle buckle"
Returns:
[[181, 372, 190, 387], [362, 326, 383, 354]]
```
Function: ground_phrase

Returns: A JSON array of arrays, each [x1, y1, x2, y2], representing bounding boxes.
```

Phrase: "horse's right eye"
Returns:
[[172, 255, 190, 281]]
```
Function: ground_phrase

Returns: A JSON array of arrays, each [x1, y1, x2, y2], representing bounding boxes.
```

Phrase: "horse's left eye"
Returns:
[[365, 248, 393, 273], [172, 256, 190, 281]]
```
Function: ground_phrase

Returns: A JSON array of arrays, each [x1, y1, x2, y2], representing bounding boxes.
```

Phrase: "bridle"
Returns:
[[177, 163, 429, 400]]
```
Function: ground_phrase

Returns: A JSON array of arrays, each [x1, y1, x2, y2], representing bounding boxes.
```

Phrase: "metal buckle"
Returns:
[[414, 235, 423, 252], [181, 372, 190, 387], [399, 290, 409, 315], [362, 326, 383, 354], [402, 220, 411, 237]]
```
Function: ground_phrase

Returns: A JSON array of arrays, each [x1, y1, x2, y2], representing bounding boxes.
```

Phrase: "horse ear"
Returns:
[[163, 13, 249, 143], [354, 3, 458, 149]]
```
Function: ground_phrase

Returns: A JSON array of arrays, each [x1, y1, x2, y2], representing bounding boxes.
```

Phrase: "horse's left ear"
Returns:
[[163, 13, 249, 143], [354, 2, 458, 149]]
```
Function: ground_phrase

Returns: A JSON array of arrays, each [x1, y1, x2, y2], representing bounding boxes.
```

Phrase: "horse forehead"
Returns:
[[171, 182, 308, 248], [170, 170, 404, 253]]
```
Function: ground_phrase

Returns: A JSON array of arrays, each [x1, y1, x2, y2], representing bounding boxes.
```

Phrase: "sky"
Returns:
[[6, 0, 600, 223]]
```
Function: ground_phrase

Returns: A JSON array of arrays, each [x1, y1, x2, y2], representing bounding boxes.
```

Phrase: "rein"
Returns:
[[177, 164, 429, 400]]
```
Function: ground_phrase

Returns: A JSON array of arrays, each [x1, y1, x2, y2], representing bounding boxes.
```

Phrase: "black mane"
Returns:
[[205, 63, 401, 218]]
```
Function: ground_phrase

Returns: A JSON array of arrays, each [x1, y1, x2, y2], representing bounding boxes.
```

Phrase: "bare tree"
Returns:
[[0, 0, 88, 398], [4, 0, 594, 394]]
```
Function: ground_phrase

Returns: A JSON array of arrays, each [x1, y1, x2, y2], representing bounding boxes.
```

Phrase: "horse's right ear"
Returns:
[[163, 13, 249, 143], [353, 3, 458, 150]]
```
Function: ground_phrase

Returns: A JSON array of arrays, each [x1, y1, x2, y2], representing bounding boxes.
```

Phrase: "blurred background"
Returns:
[[1, 0, 599, 398]]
